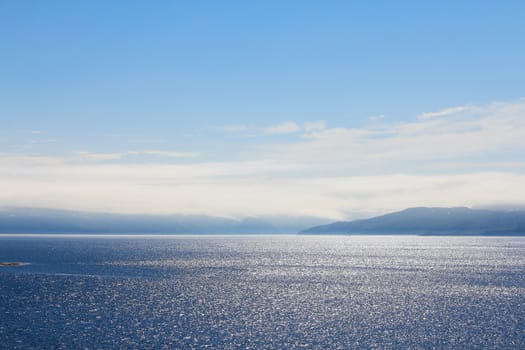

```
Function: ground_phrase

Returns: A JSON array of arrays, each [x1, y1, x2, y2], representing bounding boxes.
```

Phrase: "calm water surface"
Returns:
[[0, 235, 524, 349]]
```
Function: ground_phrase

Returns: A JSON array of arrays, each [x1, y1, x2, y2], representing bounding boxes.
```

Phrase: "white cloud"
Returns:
[[267, 100, 525, 166], [0, 156, 320, 217], [264, 121, 301, 134], [2, 99, 525, 219], [1, 155, 524, 219]]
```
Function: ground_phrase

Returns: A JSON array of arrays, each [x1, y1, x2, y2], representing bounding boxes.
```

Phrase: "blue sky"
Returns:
[[1, 1, 525, 218]]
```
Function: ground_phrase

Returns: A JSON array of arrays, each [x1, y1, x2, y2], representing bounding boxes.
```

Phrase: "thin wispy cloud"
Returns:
[[417, 105, 474, 120], [219, 125, 253, 132], [221, 121, 325, 136], [264, 121, 301, 134], [30, 139, 57, 144], [75, 151, 124, 161], [25, 130, 48, 135], [74, 150, 200, 161], [128, 150, 200, 158], [368, 115, 385, 122]]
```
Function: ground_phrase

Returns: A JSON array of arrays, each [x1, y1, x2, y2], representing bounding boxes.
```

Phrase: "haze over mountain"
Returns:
[[301, 207, 525, 235], [0, 208, 330, 234], [4, 207, 525, 236]]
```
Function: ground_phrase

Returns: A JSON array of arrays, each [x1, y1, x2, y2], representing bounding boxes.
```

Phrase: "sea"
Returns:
[[0, 235, 524, 349]]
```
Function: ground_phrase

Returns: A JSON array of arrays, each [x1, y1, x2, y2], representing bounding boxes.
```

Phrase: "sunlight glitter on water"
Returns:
[[0, 235, 524, 349]]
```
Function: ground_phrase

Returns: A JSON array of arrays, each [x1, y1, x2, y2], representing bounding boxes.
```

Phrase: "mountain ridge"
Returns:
[[0, 207, 330, 234], [300, 207, 525, 235]]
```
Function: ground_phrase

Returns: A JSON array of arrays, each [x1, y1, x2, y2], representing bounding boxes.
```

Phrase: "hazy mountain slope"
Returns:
[[301, 207, 525, 235], [0, 208, 330, 234]]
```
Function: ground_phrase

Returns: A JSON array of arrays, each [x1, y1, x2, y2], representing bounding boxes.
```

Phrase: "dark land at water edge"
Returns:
[[1, 207, 525, 236], [0, 207, 331, 235], [301, 207, 525, 235]]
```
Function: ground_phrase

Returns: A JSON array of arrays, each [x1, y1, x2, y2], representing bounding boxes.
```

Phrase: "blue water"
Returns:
[[0, 235, 524, 349]]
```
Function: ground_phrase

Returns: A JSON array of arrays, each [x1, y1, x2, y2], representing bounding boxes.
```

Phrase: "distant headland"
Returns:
[[301, 207, 525, 235]]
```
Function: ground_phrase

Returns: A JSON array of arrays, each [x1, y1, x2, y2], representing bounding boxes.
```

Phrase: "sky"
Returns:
[[1, 1, 525, 220]]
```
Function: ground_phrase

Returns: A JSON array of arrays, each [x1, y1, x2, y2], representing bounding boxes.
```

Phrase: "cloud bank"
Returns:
[[1, 99, 524, 219]]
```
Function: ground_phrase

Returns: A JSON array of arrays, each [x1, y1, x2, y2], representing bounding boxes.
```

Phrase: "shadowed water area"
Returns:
[[0, 235, 524, 349]]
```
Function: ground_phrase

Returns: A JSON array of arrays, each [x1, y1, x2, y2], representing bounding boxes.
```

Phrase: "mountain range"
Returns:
[[301, 207, 525, 235], [0, 207, 329, 234], [2, 207, 525, 236]]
